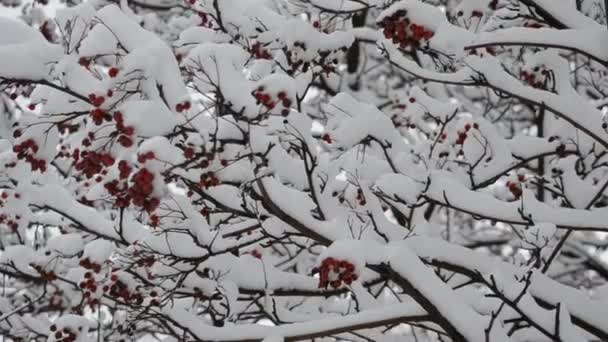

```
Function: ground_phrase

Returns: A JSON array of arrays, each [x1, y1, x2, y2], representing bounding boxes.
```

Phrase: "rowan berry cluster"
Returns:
[[175, 100, 191, 113], [137, 151, 155, 164], [199, 171, 220, 188], [0, 213, 19, 232], [0, 192, 21, 232], [505, 174, 526, 200], [78, 57, 91, 69], [253, 87, 292, 115], [321, 133, 332, 144], [79, 257, 103, 273], [521, 67, 550, 89], [128, 168, 160, 213], [379, 10, 434, 48], [247, 249, 262, 259], [79, 272, 101, 308], [74, 150, 114, 179], [105, 161, 132, 208], [249, 41, 272, 60], [31, 263, 57, 281], [49, 325, 78, 342], [111, 111, 136, 147], [284, 41, 346, 75], [107, 273, 158, 306], [455, 123, 479, 146], [313, 257, 358, 289], [88, 93, 105, 107], [13, 138, 46, 172], [197, 11, 212, 27]]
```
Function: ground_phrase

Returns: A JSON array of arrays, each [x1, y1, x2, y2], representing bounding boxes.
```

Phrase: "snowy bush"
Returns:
[[1, 0, 608, 341]]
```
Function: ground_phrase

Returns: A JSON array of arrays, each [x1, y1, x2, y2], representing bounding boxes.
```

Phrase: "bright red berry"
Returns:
[[108, 67, 119, 78]]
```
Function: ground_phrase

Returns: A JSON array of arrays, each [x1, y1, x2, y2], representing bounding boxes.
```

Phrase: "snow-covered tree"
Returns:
[[1, 0, 608, 341]]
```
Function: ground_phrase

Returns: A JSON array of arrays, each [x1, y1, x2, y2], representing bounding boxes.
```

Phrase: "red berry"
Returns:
[[78, 57, 90, 67], [123, 126, 134, 136], [108, 67, 119, 78]]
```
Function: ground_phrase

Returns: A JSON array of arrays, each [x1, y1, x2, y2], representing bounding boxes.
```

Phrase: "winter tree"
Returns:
[[0, 0, 607, 341]]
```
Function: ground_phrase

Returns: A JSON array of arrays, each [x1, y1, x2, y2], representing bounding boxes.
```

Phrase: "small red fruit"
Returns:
[[108, 67, 119, 78]]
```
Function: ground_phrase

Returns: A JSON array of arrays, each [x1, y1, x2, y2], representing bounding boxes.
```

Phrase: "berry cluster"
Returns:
[[0, 193, 22, 233], [199, 171, 220, 189], [89, 108, 110, 126], [313, 257, 358, 289], [0, 213, 20, 232], [505, 174, 526, 200], [379, 10, 434, 48], [74, 150, 115, 179], [137, 151, 156, 164], [87, 93, 112, 127], [112, 111, 136, 147], [451, 122, 480, 156], [31, 263, 57, 282], [79, 257, 103, 273], [253, 87, 293, 115], [455, 123, 479, 146], [104, 161, 132, 208], [284, 41, 346, 76], [321, 133, 332, 144], [79, 271, 101, 308], [49, 325, 78, 342], [183, 146, 197, 159], [175, 100, 191, 113], [78, 57, 91, 69], [197, 11, 212, 27], [135, 255, 156, 268], [128, 168, 160, 213], [520, 67, 550, 89], [193, 287, 208, 300], [88, 93, 105, 107], [13, 138, 47, 172], [247, 249, 262, 259], [249, 41, 272, 60], [107, 274, 158, 306]]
